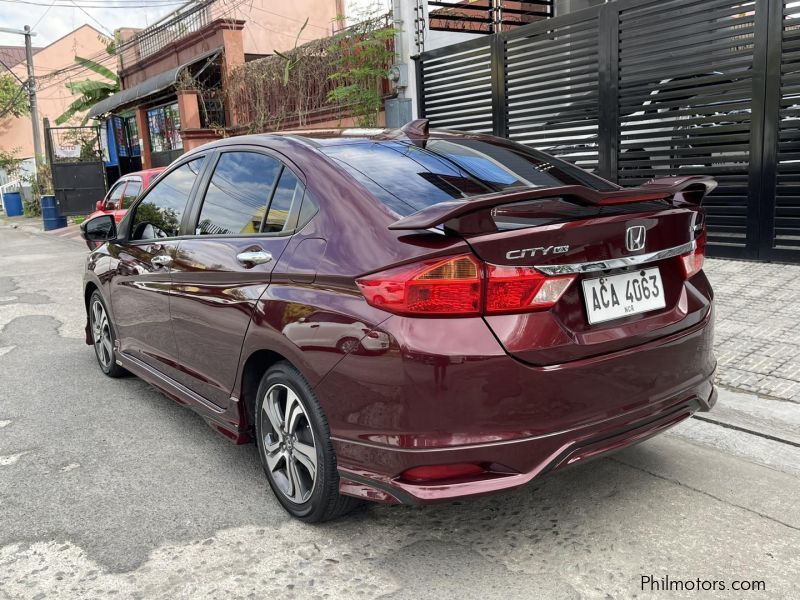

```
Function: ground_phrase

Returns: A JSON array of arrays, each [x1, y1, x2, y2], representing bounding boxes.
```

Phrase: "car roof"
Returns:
[[122, 167, 165, 179], [186, 122, 490, 154]]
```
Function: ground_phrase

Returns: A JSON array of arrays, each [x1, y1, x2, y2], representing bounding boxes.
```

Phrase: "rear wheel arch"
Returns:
[[240, 349, 294, 430], [84, 281, 99, 312]]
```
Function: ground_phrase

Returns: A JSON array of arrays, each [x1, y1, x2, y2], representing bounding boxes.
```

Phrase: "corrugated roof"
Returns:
[[87, 47, 222, 119], [0, 45, 42, 68]]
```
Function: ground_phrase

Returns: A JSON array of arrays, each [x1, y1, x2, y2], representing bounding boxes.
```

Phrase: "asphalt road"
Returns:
[[1, 225, 799, 599]]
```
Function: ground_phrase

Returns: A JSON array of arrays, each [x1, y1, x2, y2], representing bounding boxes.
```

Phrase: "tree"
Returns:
[[326, 13, 397, 127], [55, 56, 120, 125], [0, 147, 24, 181], [0, 73, 29, 120]]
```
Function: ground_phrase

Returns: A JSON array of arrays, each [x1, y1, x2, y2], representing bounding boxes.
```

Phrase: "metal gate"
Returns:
[[416, 0, 800, 262], [44, 124, 107, 216]]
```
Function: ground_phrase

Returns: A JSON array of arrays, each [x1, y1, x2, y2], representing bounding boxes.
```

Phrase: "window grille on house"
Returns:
[[427, 0, 552, 34]]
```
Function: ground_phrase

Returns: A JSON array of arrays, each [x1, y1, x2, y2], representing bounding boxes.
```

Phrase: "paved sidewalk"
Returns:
[[0, 214, 83, 243], [705, 258, 800, 403]]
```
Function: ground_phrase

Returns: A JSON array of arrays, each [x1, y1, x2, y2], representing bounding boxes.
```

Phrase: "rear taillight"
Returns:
[[681, 231, 706, 278], [356, 254, 482, 316], [485, 265, 575, 314], [356, 254, 575, 316]]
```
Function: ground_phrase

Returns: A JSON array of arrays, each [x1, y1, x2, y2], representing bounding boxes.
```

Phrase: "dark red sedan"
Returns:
[[80, 122, 717, 522]]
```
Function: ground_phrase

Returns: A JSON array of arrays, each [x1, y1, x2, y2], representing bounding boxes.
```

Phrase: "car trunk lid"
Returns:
[[389, 176, 715, 365]]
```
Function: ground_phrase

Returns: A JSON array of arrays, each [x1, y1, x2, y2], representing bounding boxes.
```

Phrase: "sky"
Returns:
[[0, 0, 391, 49], [0, 1, 187, 48]]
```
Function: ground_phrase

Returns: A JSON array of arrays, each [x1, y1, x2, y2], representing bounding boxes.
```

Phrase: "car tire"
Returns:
[[88, 290, 127, 378], [255, 361, 361, 522]]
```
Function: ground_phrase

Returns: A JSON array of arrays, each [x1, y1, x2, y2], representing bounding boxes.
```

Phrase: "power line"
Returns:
[[31, 0, 57, 30], [18, 0, 251, 95], [0, 57, 27, 84], [66, 0, 115, 36], [35, 0, 216, 81], [1, 0, 185, 5]]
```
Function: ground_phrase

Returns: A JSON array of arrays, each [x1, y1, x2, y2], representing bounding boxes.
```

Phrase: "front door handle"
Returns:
[[236, 250, 273, 267], [151, 255, 173, 268]]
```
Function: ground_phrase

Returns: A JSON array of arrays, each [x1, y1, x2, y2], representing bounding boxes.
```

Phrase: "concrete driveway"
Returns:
[[1, 225, 798, 599]]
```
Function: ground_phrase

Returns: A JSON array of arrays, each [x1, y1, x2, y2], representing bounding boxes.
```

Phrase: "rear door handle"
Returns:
[[236, 250, 273, 267], [151, 255, 173, 267]]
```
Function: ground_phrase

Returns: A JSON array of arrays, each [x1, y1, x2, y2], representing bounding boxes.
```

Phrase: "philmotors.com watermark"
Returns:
[[641, 575, 766, 592]]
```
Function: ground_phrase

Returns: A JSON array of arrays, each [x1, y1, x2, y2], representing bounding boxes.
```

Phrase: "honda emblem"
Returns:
[[625, 225, 646, 252]]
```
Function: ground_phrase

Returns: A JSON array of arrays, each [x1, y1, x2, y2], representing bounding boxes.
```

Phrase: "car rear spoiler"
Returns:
[[388, 175, 717, 233]]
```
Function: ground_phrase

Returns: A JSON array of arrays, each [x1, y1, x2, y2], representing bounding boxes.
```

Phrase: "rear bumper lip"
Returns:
[[336, 384, 716, 505]]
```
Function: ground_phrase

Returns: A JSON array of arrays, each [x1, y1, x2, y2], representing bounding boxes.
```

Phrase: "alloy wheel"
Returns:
[[91, 299, 113, 368], [338, 338, 360, 354], [260, 383, 318, 504]]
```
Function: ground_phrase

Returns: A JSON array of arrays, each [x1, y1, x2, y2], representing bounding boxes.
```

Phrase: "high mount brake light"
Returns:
[[681, 231, 706, 278], [356, 254, 576, 316]]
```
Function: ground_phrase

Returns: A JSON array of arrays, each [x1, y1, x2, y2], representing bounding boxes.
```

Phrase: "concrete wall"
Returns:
[[394, 0, 482, 120], [211, 0, 341, 56], [0, 25, 108, 161]]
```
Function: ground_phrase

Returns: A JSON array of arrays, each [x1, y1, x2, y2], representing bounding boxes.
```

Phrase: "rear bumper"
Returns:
[[335, 383, 715, 505], [317, 306, 716, 505]]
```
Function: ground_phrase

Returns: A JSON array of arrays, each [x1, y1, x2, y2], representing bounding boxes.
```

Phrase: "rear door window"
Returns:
[[196, 151, 282, 235], [263, 168, 304, 233], [193, 151, 310, 236]]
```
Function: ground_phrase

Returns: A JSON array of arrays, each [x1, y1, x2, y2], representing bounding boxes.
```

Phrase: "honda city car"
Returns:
[[80, 121, 717, 522]]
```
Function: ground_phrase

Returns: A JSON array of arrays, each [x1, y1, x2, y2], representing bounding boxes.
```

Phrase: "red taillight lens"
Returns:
[[358, 254, 576, 316], [356, 254, 482, 316], [681, 231, 706, 278], [401, 463, 486, 483], [485, 265, 575, 314]]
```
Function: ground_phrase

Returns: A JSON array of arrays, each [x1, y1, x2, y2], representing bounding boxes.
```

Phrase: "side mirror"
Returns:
[[81, 214, 117, 248], [95, 200, 104, 211]]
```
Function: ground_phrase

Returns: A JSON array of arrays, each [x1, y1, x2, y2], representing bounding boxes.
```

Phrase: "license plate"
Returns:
[[582, 268, 666, 325]]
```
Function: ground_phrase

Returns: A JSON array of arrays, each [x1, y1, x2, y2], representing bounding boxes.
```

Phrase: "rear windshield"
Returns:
[[321, 138, 616, 216]]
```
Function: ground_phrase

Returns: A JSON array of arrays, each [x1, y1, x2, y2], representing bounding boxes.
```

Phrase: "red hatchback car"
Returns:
[[80, 122, 717, 522], [87, 167, 165, 224]]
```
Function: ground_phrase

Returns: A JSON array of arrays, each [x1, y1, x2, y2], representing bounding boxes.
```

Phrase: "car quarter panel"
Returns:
[[230, 138, 483, 400]]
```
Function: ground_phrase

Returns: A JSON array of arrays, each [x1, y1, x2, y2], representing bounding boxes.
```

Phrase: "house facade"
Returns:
[[88, 0, 345, 175], [0, 25, 108, 174]]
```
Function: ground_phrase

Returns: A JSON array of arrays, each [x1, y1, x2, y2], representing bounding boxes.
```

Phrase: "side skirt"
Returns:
[[116, 352, 251, 444]]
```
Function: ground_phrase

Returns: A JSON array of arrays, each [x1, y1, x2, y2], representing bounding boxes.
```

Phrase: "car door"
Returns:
[[169, 148, 307, 408], [108, 156, 207, 379]]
